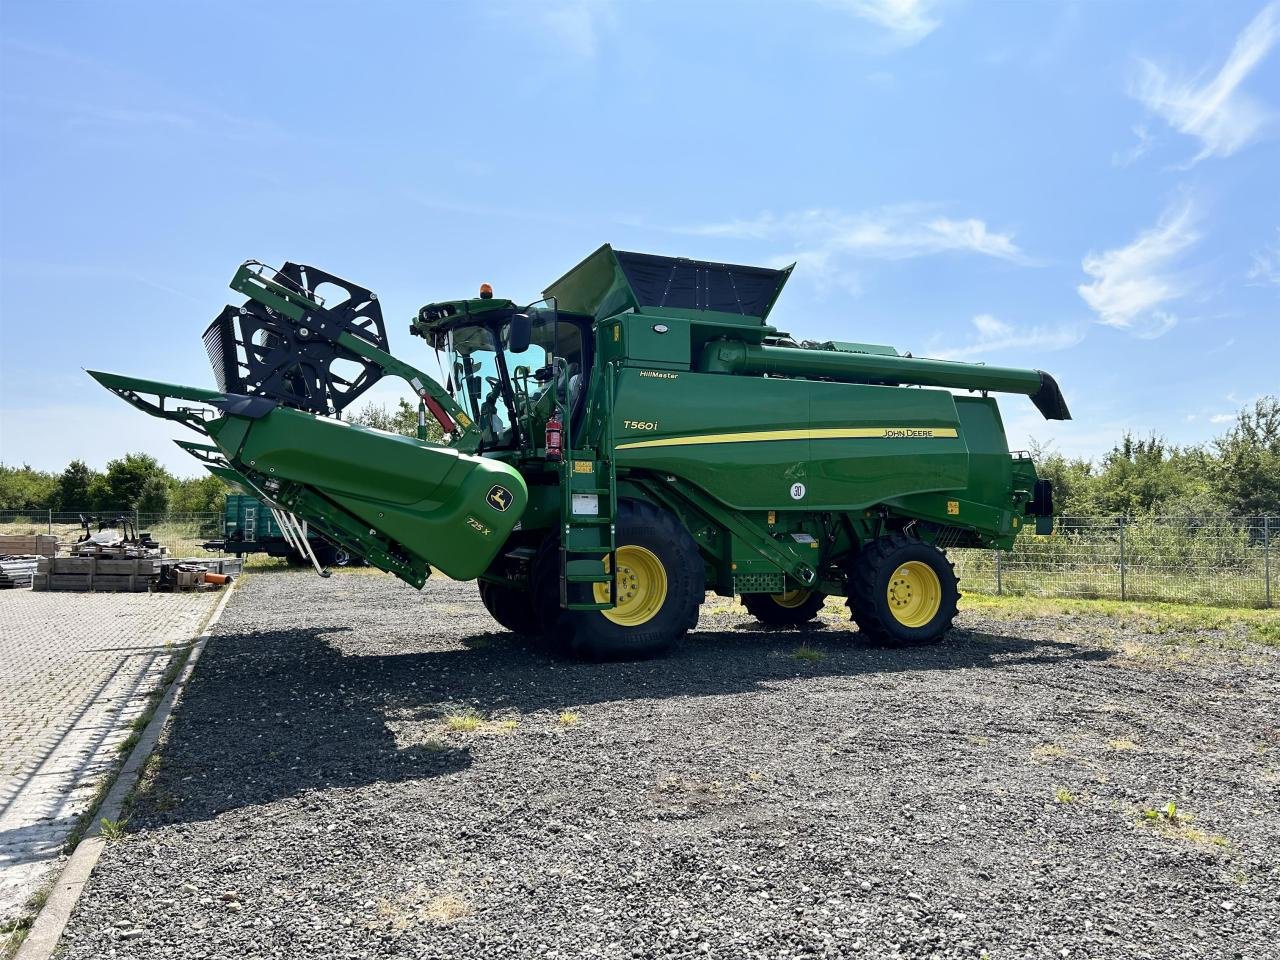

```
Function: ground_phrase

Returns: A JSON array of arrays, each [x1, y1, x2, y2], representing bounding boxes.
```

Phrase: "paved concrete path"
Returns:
[[0, 590, 217, 928]]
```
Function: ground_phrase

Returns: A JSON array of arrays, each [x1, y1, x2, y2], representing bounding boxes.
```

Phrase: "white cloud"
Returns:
[[537, 0, 616, 59], [1112, 123, 1154, 167], [1077, 200, 1199, 338], [678, 206, 1030, 295], [682, 206, 1027, 261], [821, 0, 941, 45], [1209, 412, 1237, 423], [930, 313, 1084, 360], [1247, 228, 1280, 286], [1132, 1, 1280, 164]]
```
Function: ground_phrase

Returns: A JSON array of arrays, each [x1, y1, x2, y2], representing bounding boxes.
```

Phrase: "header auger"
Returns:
[[92, 244, 1068, 659]]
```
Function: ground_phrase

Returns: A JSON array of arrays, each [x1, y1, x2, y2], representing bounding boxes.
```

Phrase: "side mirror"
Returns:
[[509, 313, 532, 354]]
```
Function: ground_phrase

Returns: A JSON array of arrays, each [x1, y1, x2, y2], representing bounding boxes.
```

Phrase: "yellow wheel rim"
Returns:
[[771, 588, 812, 609], [594, 545, 668, 627], [886, 561, 942, 628]]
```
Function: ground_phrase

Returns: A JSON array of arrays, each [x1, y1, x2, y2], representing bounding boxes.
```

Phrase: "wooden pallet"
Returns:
[[0, 535, 58, 558]]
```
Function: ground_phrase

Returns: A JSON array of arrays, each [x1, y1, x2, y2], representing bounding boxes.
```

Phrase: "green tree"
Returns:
[[136, 474, 171, 513], [103, 453, 171, 510], [169, 474, 229, 513], [348, 398, 441, 441], [54, 459, 100, 511], [1211, 396, 1280, 516], [0, 464, 59, 510], [1088, 433, 1211, 516]]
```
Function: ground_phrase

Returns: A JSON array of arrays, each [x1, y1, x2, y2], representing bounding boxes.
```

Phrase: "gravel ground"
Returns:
[[55, 570, 1279, 960]]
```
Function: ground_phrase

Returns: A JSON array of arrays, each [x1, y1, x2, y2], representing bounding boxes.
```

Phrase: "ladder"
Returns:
[[558, 364, 618, 611]]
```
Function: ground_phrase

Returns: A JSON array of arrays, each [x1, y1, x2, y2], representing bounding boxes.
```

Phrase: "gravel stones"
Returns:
[[55, 572, 1280, 959]]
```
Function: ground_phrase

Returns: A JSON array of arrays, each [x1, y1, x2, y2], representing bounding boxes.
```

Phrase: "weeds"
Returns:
[[116, 731, 141, 755], [99, 817, 128, 841], [792, 645, 824, 662], [443, 709, 482, 733], [1137, 801, 1229, 849], [1108, 737, 1137, 751], [1053, 786, 1075, 804], [558, 710, 581, 727]]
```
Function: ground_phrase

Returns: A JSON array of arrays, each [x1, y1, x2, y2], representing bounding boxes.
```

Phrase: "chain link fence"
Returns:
[[954, 515, 1275, 608], [0, 509, 223, 558]]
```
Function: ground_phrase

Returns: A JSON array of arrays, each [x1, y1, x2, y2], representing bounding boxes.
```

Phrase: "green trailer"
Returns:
[[92, 246, 1067, 658], [203, 493, 361, 566]]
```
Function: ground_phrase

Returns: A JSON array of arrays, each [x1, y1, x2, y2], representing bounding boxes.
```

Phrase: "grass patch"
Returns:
[[1137, 801, 1229, 849], [491, 718, 519, 733], [443, 709, 482, 733], [99, 817, 128, 841], [115, 730, 141, 755], [792, 644, 825, 662], [961, 593, 1279, 641], [1053, 786, 1075, 804], [557, 710, 581, 727], [1108, 737, 1138, 751]]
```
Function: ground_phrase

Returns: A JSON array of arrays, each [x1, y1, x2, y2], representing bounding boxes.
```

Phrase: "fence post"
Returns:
[[47, 509, 52, 535], [995, 549, 1003, 595], [1118, 517, 1126, 601], [1266, 516, 1272, 609]]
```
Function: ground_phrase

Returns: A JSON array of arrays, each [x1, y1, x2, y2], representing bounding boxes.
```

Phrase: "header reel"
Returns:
[[203, 261, 389, 416]]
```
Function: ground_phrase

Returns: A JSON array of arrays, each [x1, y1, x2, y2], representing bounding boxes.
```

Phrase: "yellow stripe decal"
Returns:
[[616, 427, 959, 450]]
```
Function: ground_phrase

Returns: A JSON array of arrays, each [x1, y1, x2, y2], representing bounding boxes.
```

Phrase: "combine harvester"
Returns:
[[92, 247, 1068, 658]]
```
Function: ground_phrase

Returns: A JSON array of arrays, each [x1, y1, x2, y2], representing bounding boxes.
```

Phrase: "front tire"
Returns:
[[478, 580, 541, 635], [540, 500, 703, 660], [847, 534, 959, 645], [741, 589, 825, 626]]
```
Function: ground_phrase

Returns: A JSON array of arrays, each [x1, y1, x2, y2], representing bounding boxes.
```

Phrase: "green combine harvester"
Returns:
[[92, 246, 1067, 658]]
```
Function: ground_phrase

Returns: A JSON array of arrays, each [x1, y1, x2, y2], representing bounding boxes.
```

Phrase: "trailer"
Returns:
[[202, 493, 361, 566]]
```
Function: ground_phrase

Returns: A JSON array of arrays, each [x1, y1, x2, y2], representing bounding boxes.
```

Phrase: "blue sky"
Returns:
[[1, 0, 1277, 476]]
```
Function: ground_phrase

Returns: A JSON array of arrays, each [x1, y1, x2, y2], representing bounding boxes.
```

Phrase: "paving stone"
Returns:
[[0, 590, 217, 926]]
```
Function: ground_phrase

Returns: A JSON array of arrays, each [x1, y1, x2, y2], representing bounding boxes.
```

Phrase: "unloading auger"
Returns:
[[93, 246, 1069, 659]]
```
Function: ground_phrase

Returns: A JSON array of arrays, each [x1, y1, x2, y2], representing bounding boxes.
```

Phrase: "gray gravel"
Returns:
[[56, 570, 1279, 959]]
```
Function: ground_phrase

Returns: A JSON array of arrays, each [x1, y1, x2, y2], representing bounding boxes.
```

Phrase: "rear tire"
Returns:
[[741, 589, 825, 626], [478, 580, 541, 635], [847, 534, 959, 646], [540, 500, 703, 660]]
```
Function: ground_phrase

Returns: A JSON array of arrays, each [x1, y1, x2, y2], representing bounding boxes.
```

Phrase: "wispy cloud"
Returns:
[[1112, 123, 1153, 167], [929, 313, 1084, 360], [676, 206, 1030, 294], [1131, 1, 1280, 165], [537, 0, 616, 58], [1247, 228, 1280, 286], [821, 0, 942, 46], [1077, 200, 1199, 338], [682, 206, 1027, 259]]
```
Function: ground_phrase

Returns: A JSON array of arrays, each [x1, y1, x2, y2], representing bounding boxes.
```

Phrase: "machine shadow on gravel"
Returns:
[[128, 617, 1111, 833]]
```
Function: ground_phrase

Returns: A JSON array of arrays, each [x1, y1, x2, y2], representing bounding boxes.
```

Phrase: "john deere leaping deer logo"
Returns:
[[486, 484, 513, 513]]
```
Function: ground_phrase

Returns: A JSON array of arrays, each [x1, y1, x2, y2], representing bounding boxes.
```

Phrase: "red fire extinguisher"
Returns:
[[545, 410, 564, 462]]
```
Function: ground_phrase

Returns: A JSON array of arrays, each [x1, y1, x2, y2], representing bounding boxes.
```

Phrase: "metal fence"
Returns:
[[954, 515, 1275, 608], [1, 509, 1275, 609], [0, 510, 223, 557]]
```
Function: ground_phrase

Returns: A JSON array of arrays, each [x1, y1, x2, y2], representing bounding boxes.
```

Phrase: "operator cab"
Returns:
[[412, 295, 591, 452]]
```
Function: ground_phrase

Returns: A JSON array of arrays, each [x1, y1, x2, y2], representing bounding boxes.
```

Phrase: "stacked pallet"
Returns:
[[0, 556, 40, 588], [32, 555, 243, 592], [34, 555, 158, 592], [0, 534, 58, 558]]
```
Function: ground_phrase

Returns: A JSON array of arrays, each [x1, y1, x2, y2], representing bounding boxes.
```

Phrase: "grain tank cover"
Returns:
[[544, 244, 793, 322]]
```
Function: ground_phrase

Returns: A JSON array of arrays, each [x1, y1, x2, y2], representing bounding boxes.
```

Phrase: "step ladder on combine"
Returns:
[[558, 365, 618, 612]]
